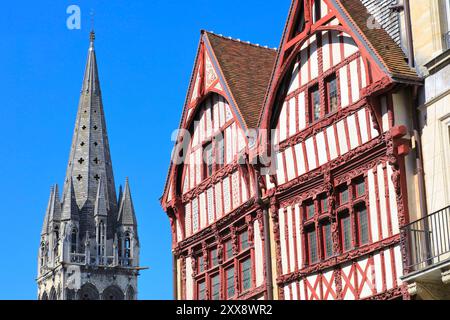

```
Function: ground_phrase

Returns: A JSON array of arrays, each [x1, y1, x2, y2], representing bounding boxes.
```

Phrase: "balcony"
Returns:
[[401, 206, 450, 299]]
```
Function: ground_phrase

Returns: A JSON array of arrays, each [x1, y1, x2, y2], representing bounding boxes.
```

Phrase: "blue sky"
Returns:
[[0, 0, 289, 299]]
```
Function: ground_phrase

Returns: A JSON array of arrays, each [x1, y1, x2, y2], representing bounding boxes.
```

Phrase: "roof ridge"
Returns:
[[203, 30, 277, 51]]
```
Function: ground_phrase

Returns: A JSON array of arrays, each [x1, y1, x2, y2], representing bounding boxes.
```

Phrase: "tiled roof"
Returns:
[[206, 32, 277, 129], [337, 0, 419, 80]]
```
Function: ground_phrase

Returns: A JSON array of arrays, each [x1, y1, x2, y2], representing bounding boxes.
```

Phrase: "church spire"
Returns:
[[63, 32, 117, 236]]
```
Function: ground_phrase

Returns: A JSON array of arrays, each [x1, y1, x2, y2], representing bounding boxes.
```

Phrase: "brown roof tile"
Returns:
[[337, 0, 419, 80], [206, 32, 277, 129]]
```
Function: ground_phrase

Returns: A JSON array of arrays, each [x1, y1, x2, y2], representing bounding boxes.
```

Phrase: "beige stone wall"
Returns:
[[406, 0, 448, 67], [419, 90, 450, 213]]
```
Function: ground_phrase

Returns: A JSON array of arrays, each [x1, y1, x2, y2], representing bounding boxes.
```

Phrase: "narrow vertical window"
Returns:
[[211, 274, 220, 300], [215, 134, 225, 170], [357, 206, 369, 245], [320, 195, 328, 214], [210, 248, 219, 267], [308, 230, 318, 264], [322, 223, 333, 258], [124, 234, 132, 265], [241, 258, 252, 291], [339, 185, 349, 205], [341, 215, 353, 252], [203, 142, 214, 179], [326, 75, 338, 113], [306, 201, 315, 220], [310, 86, 320, 123], [240, 231, 249, 251], [198, 255, 205, 273], [355, 178, 365, 198], [70, 229, 77, 254], [226, 267, 235, 299], [198, 281, 206, 300], [225, 240, 233, 260]]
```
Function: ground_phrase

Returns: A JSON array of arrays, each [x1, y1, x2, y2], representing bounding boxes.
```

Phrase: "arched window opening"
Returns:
[[40, 242, 46, 268], [97, 221, 106, 264], [71, 229, 77, 254], [102, 285, 124, 300], [124, 233, 132, 266], [53, 227, 60, 261]]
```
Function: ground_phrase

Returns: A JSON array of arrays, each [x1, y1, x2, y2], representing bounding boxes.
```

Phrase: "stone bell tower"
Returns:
[[37, 31, 140, 300]]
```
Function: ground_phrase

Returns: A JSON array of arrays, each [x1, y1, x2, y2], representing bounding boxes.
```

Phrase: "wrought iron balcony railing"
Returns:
[[402, 205, 450, 274]]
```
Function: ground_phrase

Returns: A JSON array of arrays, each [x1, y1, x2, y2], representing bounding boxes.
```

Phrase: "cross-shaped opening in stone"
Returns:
[[94, 142, 98, 146], [80, 142, 85, 146], [94, 174, 100, 181], [82, 125, 87, 130], [76, 175, 83, 181], [94, 158, 99, 164], [78, 158, 85, 164], [93, 125, 98, 130]]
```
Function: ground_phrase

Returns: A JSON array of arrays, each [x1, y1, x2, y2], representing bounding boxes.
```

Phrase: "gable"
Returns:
[[259, 0, 418, 130]]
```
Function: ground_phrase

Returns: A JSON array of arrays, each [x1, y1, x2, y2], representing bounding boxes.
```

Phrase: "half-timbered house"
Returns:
[[162, 0, 422, 300]]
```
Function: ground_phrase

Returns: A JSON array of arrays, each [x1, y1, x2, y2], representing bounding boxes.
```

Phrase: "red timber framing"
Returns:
[[161, 30, 276, 300], [161, 0, 419, 301], [259, 0, 417, 301]]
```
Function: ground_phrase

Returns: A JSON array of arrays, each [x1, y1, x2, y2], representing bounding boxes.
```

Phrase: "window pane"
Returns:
[[198, 281, 206, 300], [307, 202, 315, 219], [358, 207, 369, 245], [225, 240, 233, 260], [241, 258, 252, 291], [311, 88, 321, 122], [308, 230, 318, 264], [240, 231, 249, 251], [211, 275, 220, 300], [340, 187, 349, 204], [211, 248, 219, 267], [342, 216, 353, 252], [356, 180, 365, 198], [321, 197, 328, 213], [226, 267, 235, 299], [327, 76, 338, 113], [198, 256, 205, 273], [323, 224, 333, 258]]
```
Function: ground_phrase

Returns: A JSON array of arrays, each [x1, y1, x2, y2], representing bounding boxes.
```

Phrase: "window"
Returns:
[[320, 195, 328, 214], [241, 258, 252, 292], [198, 281, 206, 300], [354, 179, 364, 198], [215, 135, 225, 170], [341, 215, 353, 252], [306, 201, 315, 220], [124, 234, 132, 265], [211, 248, 219, 268], [226, 267, 235, 299], [70, 229, 77, 254], [240, 231, 249, 251], [357, 206, 369, 245], [310, 86, 321, 123], [225, 240, 233, 260], [326, 75, 338, 113], [211, 274, 220, 300], [338, 186, 349, 205], [307, 230, 318, 264], [97, 222, 105, 257], [322, 223, 333, 258], [203, 143, 214, 179], [198, 256, 205, 273]]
